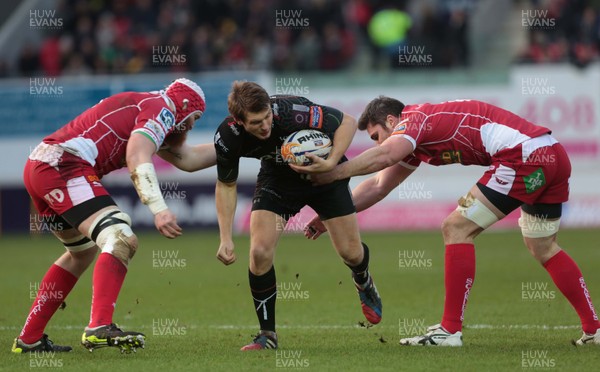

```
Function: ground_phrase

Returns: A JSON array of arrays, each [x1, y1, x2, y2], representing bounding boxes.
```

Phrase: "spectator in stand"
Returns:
[[7, 0, 474, 77]]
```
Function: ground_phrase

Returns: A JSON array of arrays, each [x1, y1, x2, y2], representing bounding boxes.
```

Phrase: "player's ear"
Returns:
[[384, 115, 395, 129]]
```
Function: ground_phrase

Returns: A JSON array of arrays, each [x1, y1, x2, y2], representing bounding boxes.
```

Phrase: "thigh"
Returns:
[[308, 179, 356, 221], [532, 143, 571, 204], [25, 159, 73, 231], [251, 175, 305, 219], [25, 158, 116, 230]]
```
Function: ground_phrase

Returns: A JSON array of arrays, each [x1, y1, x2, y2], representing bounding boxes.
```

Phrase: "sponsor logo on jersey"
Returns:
[[292, 104, 309, 112], [86, 175, 103, 187], [228, 121, 240, 136], [140, 119, 166, 145], [214, 132, 229, 153], [441, 150, 462, 164], [158, 108, 175, 131], [309, 106, 323, 129], [43, 189, 65, 206], [392, 121, 407, 135]]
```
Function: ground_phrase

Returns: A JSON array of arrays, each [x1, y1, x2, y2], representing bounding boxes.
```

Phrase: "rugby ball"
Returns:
[[281, 129, 332, 165]]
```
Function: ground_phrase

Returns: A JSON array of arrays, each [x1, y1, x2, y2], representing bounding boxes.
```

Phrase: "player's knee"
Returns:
[[250, 246, 270, 262], [69, 245, 99, 264], [250, 242, 274, 264], [519, 210, 561, 263], [441, 213, 466, 241], [88, 209, 136, 265], [523, 236, 558, 264]]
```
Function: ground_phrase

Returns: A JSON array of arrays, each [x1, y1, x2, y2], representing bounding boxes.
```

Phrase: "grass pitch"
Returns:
[[1, 229, 599, 371]]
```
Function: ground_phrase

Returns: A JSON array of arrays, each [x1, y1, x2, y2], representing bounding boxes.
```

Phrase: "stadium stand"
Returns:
[[7, 0, 473, 77]]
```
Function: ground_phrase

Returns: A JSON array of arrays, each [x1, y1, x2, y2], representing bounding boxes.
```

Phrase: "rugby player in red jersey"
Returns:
[[12, 78, 216, 353], [294, 97, 600, 346]]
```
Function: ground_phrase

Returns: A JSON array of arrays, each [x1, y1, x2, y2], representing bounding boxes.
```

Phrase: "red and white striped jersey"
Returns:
[[43, 91, 177, 177], [395, 100, 552, 168]]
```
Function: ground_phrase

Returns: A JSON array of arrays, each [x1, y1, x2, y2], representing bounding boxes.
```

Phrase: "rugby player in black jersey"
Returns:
[[214, 81, 382, 350]]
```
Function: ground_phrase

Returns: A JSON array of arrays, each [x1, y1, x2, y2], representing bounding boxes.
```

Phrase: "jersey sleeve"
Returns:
[[392, 112, 427, 149], [131, 99, 177, 151], [214, 118, 240, 183], [391, 114, 422, 169]]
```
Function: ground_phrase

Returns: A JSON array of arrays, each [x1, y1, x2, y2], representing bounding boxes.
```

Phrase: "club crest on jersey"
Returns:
[[523, 168, 546, 193], [309, 106, 323, 129], [158, 108, 175, 130]]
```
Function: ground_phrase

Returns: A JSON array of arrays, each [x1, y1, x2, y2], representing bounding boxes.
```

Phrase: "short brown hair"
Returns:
[[227, 81, 270, 122], [358, 96, 405, 130]]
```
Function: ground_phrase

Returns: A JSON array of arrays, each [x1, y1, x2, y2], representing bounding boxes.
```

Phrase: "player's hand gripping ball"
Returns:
[[281, 129, 332, 165]]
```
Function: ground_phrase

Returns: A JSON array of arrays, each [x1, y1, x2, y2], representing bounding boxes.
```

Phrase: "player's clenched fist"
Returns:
[[304, 215, 327, 240], [217, 241, 236, 265]]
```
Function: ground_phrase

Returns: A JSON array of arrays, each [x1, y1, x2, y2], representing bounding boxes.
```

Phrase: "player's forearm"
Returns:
[[335, 146, 394, 180], [215, 180, 237, 242], [328, 114, 357, 164], [352, 177, 388, 212], [187, 143, 217, 171], [352, 164, 414, 212], [127, 133, 168, 214], [160, 143, 216, 172]]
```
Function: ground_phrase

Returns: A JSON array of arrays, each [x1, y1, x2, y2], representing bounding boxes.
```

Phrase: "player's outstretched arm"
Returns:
[[127, 133, 182, 239], [158, 143, 217, 172], [330, 134, 414, 180], [303, 163, 414, 240], [352, 163, 415, 212], [293, 134, 414, 185], [215, 180, 238, 265]]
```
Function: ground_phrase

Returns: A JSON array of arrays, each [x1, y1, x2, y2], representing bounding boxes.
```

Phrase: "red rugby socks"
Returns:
[[544, 250, 600, 334], [88, 253, 127, 328], [441, 243, 476, 334], [20, 264, 77, 343]]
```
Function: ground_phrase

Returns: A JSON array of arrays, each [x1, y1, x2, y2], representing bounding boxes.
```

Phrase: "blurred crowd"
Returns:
[[13, 0, 472, 77], [517, 0, 600, 67]]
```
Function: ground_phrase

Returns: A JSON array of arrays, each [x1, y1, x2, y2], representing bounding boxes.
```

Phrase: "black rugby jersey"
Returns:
[[215, 95, 345, 183]]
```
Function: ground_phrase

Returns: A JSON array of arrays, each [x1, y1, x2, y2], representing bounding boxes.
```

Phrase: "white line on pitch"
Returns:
[[0, 324, 582, 331]]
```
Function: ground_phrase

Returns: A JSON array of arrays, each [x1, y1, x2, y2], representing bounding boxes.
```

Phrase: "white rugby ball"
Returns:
[[281, 129, 332, 165]]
